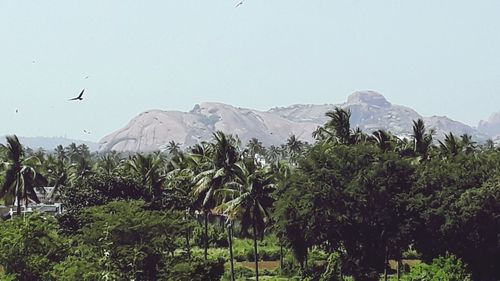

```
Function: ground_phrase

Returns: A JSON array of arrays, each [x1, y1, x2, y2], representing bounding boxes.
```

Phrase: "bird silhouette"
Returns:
[[235, 1, 244, 8], [83, 130, 91, 134], [15, 109, 18, 113], [69, 89, 85, 101]]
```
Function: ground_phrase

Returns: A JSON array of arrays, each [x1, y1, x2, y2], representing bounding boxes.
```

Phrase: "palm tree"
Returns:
[[124, 152, 166, 202], [0, 135, 47, 215], [217, 160, 275, 281], [286, 135, 304, 163], [94, 152, 122, 176], [460, 133, 476, 154], [370, 130, 396, 152], [313, 107, 353, 145], [166, 140, 181, 157], [266, 145, 281, 164], [411, 119, 434, 159], [438, 132, 461, 157], [483, 139, 495, 151], [193, 131, 241, 260], [246, 137, 265, 158]]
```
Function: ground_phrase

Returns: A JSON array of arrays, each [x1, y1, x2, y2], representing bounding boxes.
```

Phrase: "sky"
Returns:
[[1, 0, 500, 142]]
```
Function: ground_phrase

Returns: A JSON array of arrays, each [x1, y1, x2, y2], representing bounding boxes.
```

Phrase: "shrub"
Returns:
[[0, 214, 68, 280], [320, 252, 343, 281], [192, 224, 229, 248], [402, 254, 472, 281], [162, 258, 225, 281]]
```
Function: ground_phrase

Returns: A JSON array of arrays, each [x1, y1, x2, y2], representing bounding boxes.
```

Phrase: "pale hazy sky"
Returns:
[[2, 0, 500, 142]]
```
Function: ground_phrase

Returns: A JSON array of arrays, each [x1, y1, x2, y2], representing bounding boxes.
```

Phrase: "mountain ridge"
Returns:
[[99, 91, 493, 152]]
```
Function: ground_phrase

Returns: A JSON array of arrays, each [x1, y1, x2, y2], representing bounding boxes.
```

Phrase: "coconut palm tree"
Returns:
[[94, 152, 122, 176], [286, 135, 304, 163], [166, 140, 181, 157], [0, 135, 47, 215], [217, 159, 275, 281], [411, 119, 434, 159], [246, 137, 265, 158], [460, 133, 476, 155], [266, 145, 281, 164], [193, 131, 240, 260], [438, 132, 461, 157], [313, 107, 353, 145], [370, 129, 396, 152], [124, 152, 166, 202]]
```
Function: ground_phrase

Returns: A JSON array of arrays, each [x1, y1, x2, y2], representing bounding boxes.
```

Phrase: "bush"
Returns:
[[162, 258, 225, 281], [192, 224, 229, 248], [0, 214, 68, 280], [320, 252, 343, 281], [402, 254, 472, 281]]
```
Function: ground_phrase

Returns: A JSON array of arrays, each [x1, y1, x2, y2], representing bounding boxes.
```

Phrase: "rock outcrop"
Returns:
[[99, 91, 486, 152]]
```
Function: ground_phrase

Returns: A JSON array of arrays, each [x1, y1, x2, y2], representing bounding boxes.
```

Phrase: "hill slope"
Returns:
[[99, 91, 485, 152]]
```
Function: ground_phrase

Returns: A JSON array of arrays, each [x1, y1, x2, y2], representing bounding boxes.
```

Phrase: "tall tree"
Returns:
[[193, 131, 240, 260], [411, 119, 434, 159], [217, 159, 275, 281], [313, 107, 358, 146], [0, 135, 47, 214]]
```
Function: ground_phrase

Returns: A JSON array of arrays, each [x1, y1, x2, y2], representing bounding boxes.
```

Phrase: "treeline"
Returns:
[[0, 108, 498, 281]]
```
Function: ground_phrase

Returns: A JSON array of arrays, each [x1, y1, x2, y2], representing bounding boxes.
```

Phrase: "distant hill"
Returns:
[[99, 91, 489, 152], [0, 136, 99, 151]]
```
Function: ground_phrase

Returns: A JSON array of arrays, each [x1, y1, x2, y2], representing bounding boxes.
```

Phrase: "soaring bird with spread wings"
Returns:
[[69, 89, 85, 101]]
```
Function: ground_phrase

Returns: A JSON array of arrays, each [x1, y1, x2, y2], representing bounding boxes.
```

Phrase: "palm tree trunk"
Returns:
[[204, 211, 209, 260], [253, 222, 259, 281], [280, 242, 284, 272], [384, 246, 389, 281], [16, 195, 21, 215], [186, 226, 191, 259], [227, 222, 235, 281], [397, 259, 401, 281]]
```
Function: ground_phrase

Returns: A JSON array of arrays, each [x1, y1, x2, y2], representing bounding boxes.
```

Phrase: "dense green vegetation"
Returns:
[[0, 108, 499, 280]]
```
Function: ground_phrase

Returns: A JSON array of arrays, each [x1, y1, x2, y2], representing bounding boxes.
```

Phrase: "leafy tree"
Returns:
[[401, 255, 471, 281], [409, 152, 500, 280], [58, 174, 145, 233], [0, 214, 68, 280], [275, 144, 415, 281], [73, 200, 188, 280]]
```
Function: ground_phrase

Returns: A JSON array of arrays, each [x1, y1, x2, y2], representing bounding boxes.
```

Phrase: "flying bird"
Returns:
[[69, 89, 85, 101], [15, 109, 18, 113], [83, 130, 91, 134], [235, 1, 244, 8]]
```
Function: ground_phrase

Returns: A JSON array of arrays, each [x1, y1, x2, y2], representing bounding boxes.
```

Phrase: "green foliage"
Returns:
[[74, 200, 186, 280], [49, 245, 111, 281], [193, 224, 229, 248], [57, 174, 145, 233], [410, 153, 500, 280], [274, 143, 415, 280], [161, 257, 225, 281], [401, 255, 471, 281], [0, 214, 68, 281], [320, 252, 343, 281]]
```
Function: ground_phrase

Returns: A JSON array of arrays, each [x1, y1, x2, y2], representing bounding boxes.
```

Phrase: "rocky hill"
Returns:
[[99, 91, 486, 152]]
